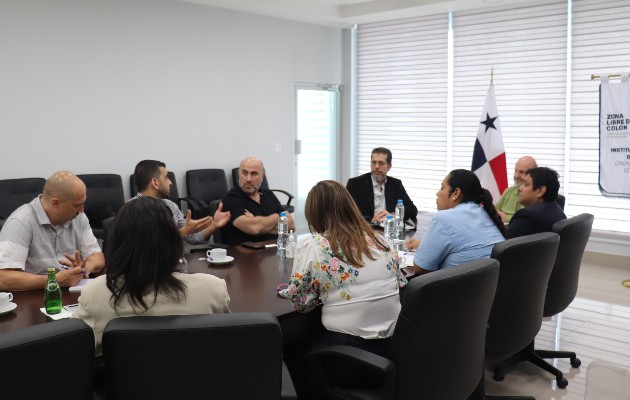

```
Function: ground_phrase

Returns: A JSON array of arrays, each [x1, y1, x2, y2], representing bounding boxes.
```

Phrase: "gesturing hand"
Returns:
[[212, 202, 231, 228], [182, 209, 213, 236], [61, 251, 86, 270]]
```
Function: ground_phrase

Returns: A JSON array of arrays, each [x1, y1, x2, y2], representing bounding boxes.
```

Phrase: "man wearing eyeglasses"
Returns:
[[346, 147, 418, 224]]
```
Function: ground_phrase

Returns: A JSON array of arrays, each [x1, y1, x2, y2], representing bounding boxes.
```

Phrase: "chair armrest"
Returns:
[[308, 345, 394, 373], [182, 197, 210, 218], [270, 189, 294, 206], [174, 197, 190, 208], [183, 197, 208, 209], [306, 345, 395, 398]]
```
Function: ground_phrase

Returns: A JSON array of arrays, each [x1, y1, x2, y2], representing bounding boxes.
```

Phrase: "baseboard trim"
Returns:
[[585, 230, 630, 259], [583, 251, 630, 270]]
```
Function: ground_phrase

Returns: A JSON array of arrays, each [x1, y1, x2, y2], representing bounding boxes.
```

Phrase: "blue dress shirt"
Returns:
[[414, 202, 505, 271]]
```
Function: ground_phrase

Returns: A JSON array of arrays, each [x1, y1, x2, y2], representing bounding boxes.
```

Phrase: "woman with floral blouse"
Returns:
[[285, 180, 407, 356]]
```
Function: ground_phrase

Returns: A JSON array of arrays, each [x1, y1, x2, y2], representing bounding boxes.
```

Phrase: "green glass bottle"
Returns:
[[44, 267, 62, 314]]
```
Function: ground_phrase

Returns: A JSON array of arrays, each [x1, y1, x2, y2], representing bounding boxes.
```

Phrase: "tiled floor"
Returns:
[[484, 261, 630, 399]]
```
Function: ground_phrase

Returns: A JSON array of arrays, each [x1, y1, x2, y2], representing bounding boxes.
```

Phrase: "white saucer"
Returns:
[[207, 256, 234, 265], [0, 302, 17, 316]]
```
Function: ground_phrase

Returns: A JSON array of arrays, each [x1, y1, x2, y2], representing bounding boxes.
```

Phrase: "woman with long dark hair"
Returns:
[[285, 180, 406, 356], [73, 196, 230, 355], [407, 169, 506, 275]]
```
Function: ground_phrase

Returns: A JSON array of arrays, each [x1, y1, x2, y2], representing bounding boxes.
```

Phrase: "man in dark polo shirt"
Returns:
[[221, 157, 295, 245]]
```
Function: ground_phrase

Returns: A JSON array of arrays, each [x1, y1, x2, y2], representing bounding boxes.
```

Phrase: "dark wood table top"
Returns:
[[0, 243, 295, 334], [0, 218, 432, 335]]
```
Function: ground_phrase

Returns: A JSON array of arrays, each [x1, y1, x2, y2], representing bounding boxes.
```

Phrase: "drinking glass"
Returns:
[[178, 256, 190, 274]]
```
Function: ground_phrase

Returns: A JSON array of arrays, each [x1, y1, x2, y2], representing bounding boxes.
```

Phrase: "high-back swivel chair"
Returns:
[[185, 168, 228, 219], [308, 258, 500, 400], [0, 177, 46, 231], [77, 174, 125, 240], [526, 214, 594, 385], [0, 319, 95, 400], [556, 194, 566, 209], [102, 312, 296, 400], [486, 232, 562, 386]]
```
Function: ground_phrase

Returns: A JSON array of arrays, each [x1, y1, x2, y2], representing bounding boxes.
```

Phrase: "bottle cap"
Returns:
[[387, 214, 393, 220], [397, 199, 403, 204], [47, 267, 55, 273], [280, 211, 287, 217]]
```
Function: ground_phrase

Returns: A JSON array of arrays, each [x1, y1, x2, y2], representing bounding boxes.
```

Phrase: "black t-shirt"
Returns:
[[220, 187, 283, 245]]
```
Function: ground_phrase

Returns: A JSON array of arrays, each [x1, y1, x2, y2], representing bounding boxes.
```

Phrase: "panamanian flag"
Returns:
[[471, 83, 508, 204]]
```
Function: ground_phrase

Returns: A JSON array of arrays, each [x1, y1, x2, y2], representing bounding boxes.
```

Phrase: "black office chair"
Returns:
[[77, 174, 125, 240], [486, 232, 562, 386], [129, 170, 181, 203], [307, 258, 500, 400], [231, 167, 295, 213], [556, 194, 566, 210], [0, 319, 95, 400], [527, 214, 594, 382], [186, 169, 228, 219], [102, 312, 296, 400], [0, 177, 46, 231], [101, 216, 115, 256]]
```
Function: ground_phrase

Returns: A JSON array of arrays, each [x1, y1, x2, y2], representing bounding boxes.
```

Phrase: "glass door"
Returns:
[[295, 84, 341, 234]]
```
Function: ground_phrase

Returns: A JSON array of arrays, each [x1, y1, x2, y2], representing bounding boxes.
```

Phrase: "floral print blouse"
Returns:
[[286, 233, 407, 339]]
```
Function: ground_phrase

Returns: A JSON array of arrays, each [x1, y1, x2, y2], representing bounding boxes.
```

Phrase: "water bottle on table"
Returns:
[[384, 214, 397, 246], [286, 230, 296, 259], [277, 211, 288, 257], [395, 199, 405, 240], [44, 267, 62, 314]]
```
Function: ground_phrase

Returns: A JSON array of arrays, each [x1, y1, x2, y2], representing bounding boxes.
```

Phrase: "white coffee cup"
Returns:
[[0, 292, 13, 307], [207, 248, 227, 262]]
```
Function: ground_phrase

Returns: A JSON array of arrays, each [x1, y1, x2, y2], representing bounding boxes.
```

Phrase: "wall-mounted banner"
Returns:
[[599, 75, 630, 198]]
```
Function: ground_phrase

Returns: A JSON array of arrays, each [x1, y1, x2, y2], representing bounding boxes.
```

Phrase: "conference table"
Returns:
[[0, 213, 434, 348], [0, 241, 324, 350]]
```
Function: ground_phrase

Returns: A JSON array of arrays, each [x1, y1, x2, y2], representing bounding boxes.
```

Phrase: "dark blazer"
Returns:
[[346, 172, 418, 223], [507, 201, 567, 239]]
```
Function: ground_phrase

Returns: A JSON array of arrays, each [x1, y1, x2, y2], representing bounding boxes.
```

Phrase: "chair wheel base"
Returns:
[[493, 372, 505, 382], [557, 377, 568, 388]]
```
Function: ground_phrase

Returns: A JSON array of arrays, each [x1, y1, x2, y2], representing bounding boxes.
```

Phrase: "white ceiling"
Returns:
[[176, 0, 537, 27]]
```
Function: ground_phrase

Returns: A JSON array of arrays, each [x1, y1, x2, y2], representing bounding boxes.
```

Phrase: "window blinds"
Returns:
[[355, 0, 630, 233], [451, 0, 568, 188], [356, 15, 449, 211]]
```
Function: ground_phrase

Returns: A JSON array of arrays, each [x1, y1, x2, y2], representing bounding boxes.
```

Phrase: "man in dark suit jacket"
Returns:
[[507, 167, 566, 239], [346, 147, 418, 223]]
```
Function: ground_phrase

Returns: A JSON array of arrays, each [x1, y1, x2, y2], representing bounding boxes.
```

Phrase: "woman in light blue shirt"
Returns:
[[407, 169, 506, 275]]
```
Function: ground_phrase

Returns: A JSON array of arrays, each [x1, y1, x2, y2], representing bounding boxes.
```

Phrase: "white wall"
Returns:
[[0, 0, 343, 198]]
